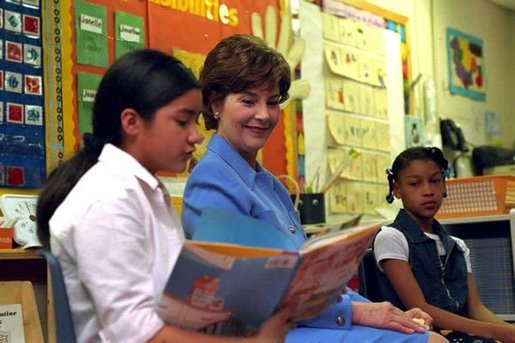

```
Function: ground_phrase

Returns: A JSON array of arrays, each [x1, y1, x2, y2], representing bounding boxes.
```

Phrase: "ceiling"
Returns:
[[488, 0, 515, 11]]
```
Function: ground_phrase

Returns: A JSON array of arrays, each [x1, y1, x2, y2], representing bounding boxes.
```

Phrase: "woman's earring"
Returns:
[[214, 112, 219, 120], [443, 191, 448, 198]]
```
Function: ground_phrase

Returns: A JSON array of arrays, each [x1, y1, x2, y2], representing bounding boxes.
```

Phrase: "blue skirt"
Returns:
[[286, 326, 429, 343]]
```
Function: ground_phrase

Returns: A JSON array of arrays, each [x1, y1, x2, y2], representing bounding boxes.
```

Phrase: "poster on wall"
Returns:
[[446, 27, 486, 101], [0, 0, 46, 188]]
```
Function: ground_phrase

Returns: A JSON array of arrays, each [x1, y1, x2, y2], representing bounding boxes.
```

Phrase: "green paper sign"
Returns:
[[75, 1, 108, 67], [77, 72, 103, 139], [115, 11, 145, 58]]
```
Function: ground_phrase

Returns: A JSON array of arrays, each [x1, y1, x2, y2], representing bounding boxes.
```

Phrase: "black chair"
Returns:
[[38, 249, 77, 343], [358, 248, 383, 302]]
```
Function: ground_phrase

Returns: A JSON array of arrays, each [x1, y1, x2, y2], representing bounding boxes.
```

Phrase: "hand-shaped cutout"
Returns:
[[251, 4, 311, 108]]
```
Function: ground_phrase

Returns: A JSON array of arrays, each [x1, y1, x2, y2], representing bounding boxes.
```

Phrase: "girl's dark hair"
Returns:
[[199, 34, 291, 131], [385, 147, 450, 204], [36, 49, 199, 246]]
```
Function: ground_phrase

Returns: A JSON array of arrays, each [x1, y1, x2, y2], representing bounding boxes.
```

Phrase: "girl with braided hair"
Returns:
[[374, 146, 515, 342]]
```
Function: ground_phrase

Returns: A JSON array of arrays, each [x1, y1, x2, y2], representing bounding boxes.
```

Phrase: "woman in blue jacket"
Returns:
[[182, 33, 448, 343]]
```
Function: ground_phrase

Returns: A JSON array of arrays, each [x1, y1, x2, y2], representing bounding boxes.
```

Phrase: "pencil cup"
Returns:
[[295, 193, 326, 225]]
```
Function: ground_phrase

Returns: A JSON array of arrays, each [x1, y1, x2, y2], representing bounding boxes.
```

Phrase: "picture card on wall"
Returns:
[[326, 112, 346, 145], [342, 79, 360, 113], [360, 118, 377, 150], [358, 84, 375, 116], [77, 72, 103, 137], [325, 78, 345, 111], [345, 181, 363, 214], [343, 115, 362, 147], [115, 11, 145, 59], [75, 0, 108, 67], [321, 12, 340, 43], [328, 180, 346, 213]]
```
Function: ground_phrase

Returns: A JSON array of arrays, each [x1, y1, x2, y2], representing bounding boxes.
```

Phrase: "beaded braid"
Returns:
[[385, 147, 451, 204]]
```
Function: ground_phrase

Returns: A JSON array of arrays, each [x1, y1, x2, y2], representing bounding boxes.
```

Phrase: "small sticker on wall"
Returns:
[[25, 75, 42, 95], [7, 102, 24, 124], [23, 14, 40, 38], [4, 10, 22, 33], [24, 44, 41, 67], [0, 102, 4, 123], [7, 166, 25, 186], [25, 105, 43, 125], [5, 72, 22, 93], [0, 40, 3, 60], [0, 10, 3, 29], [6, 41, 23, 63], [22, 0, 40, 9]]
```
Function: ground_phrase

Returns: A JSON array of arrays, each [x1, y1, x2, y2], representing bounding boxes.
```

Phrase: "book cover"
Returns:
[[0, 303, 25, 343], [157, 209, 380, 336]]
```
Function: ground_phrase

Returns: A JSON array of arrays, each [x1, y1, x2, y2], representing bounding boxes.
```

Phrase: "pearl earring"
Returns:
[[214, 112, 219, 120]]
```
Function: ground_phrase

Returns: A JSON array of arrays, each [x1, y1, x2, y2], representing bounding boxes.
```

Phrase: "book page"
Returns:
[[159, 242, 300, 335], [282, 223, 380, 320]]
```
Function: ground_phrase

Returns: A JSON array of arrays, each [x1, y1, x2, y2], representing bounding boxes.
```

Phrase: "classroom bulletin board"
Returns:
[[40, 0, 291, 190]]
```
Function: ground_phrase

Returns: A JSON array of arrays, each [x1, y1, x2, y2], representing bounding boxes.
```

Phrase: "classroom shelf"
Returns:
[[0, 248, 53, 342], [440, 209, 515, 321]]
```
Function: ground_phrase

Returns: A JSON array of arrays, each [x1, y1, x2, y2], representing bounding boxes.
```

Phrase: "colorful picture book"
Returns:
[[157, 210, 380, 336]]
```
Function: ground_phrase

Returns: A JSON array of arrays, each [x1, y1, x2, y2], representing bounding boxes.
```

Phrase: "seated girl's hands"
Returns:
[[351, 301, 430, 334], [249, 305, 296, 343]]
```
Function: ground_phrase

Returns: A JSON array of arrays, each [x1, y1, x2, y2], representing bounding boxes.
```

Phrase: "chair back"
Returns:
[[38, 249, 77, 343], [358, 248, 383, 302]]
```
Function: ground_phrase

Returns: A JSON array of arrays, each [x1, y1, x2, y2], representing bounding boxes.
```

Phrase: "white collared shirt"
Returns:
[[50, 144, 184, 342]]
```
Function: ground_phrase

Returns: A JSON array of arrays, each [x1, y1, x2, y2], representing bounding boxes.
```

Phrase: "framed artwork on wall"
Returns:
[[446, 27, 486, 101]]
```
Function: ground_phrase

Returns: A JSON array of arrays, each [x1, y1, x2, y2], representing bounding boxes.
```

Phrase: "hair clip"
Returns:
[[385, 168, 393, 176], [442, 166, 452, 179], [386, 193, 395, 204]]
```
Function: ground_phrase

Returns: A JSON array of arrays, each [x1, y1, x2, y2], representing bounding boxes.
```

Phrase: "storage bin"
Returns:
[[436, 175, 515, 219]]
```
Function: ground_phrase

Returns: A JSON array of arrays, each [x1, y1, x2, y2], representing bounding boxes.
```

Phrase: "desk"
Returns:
[[440, 209, 515, 321]]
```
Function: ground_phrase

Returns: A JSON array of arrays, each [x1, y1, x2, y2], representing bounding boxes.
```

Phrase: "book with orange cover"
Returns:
[[157, 209, 380, 336]]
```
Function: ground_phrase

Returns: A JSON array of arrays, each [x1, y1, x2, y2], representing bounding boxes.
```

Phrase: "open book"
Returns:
[[157, 209, 380, 336]]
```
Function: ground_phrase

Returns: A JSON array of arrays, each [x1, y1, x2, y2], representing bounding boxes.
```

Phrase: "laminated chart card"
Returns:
[[326, 112, 346, 145], [375, 122, 391, 153], [75, 1, 108, 67], [77, 72, 103, 139], [342, 79, 360, 113], [328, 180, 347, 213], [346, 181, 364, 214], [360, 118, 378, 150], [325, 78, 346, 111], [358, 84, 375, 116], [361, 152, 378, 183], [340, 18, 358, 47], [374, 88, 388, 118], [321, 12, 340, 42], [115, 11, 145, 58], [343, 115, 362, 147]]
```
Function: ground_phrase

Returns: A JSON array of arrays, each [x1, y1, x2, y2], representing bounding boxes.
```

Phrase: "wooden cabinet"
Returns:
[[440, 209, 515, 321], [0, 249, 51, 342]]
